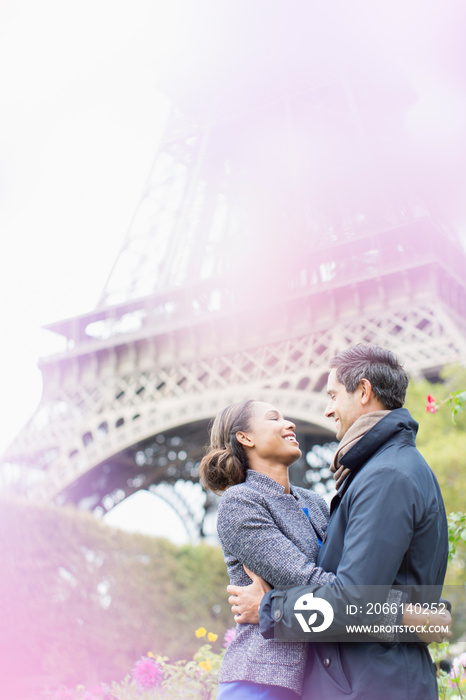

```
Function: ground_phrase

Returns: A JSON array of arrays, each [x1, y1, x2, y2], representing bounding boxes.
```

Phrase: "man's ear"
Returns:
[[236, 431, 254, 447], [359, 378, 373, 406]]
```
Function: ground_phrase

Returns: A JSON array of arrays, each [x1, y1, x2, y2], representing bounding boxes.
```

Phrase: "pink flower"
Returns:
[[451, 652, 466, 679], [223, 627, 236, 648], [131, 656, 164, 690], [426, 395, 437, 413]]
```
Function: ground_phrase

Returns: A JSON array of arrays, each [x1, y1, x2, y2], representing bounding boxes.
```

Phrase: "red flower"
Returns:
[[426, 395, 437, 413], [131, 657, 163, 689]]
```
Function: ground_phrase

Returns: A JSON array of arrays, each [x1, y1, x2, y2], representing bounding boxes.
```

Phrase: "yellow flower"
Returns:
[[199, 658, 212, 672], [207, 633, 218, 642], [195, 627, 207, 638], [147, 651, 154, 658]]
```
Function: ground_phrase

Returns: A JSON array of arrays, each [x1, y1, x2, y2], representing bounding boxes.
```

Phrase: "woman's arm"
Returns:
[[217, 489, 335, 589]]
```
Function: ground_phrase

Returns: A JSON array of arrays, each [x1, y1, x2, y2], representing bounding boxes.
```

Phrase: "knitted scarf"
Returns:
[[331, 410, 391, 489]]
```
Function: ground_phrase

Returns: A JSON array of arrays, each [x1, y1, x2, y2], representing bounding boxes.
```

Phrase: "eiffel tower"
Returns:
[[2, 3, 466, 540]]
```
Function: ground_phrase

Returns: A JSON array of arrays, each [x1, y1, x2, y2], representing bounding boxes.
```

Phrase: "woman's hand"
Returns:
[[227, 566, 271, 624], [402, 607, 453, 644]]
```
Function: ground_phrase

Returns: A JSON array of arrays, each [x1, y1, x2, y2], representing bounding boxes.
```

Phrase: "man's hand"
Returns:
[[227, 566, 272, 624]]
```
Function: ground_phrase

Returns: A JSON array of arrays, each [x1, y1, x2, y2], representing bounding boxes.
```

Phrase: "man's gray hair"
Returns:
[[330, 344, 409, 410]]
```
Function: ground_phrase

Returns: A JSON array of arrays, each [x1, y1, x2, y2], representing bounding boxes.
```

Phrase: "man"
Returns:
[[229, 344, 449, 699]]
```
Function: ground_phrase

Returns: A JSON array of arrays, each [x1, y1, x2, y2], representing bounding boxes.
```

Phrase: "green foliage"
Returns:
[[405, 366, 466, 536], [448, 390, 466, 423], [0, 498, 230, 696], [448, 513, 466, 564], [405, 367, 466, 641], [444, 512, 466, 646]]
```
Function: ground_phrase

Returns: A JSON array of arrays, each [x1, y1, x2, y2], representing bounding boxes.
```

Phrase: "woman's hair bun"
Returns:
[[199, 400, 255, 493]]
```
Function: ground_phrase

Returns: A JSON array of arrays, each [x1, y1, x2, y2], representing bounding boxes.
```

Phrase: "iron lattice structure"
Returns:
[[2, 4, 466, 539]]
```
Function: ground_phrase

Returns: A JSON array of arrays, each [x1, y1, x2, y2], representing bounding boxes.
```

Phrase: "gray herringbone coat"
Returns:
[[217, 469, 333, 695]]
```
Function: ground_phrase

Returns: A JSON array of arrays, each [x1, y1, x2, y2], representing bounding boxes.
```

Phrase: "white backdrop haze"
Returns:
[[1, 0, 466, 543]]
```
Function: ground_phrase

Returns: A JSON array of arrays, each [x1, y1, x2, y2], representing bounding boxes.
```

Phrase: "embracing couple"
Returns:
[[200, 344, 451, 700]]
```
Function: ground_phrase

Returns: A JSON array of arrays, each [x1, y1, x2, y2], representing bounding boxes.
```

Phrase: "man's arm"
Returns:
[[228, 570, 452, 644], [230, 466, 450, 642]]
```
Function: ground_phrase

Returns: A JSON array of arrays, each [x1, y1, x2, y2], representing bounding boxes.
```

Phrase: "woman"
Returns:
[[199, 399, 448, 699]]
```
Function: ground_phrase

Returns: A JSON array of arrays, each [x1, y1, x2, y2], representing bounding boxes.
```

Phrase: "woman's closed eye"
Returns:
[[266, 412, 280, 420]]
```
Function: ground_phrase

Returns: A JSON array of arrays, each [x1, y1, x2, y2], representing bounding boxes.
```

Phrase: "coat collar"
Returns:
[[330, 408, 418, 513], [339, 408, 418, 473], [244, 469, 294, 497]]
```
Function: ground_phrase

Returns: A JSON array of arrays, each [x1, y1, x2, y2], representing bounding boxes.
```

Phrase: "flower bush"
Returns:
[[430, 643, 466, 700], [448, 651, 466, 697], [44, 627, 236, 699], [45, 638, 466, 700], [131, 656, 163, 690]]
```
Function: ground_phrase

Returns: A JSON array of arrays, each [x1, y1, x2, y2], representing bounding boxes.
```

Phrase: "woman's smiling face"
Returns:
[[238, 401, 302, 466]]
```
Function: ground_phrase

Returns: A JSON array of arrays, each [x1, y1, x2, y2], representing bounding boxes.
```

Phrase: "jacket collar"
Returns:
[[245, 469, 293, 497], [340, 407, 418, 473], [329, 408, 418, 512]]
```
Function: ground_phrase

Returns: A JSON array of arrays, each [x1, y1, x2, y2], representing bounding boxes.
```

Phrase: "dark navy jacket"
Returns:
[[260, 408, 449, 700]]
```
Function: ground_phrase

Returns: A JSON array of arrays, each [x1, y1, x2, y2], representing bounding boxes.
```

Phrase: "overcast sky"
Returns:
[[0, 0, 187, 538], [0, 0, 175, 452]]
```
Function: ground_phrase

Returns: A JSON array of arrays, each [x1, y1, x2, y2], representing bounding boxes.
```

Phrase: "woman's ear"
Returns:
[[236, 431, 254, 447]]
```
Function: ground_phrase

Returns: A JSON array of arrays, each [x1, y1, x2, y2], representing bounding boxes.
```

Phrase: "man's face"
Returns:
[[325, 368, 365, 441]]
